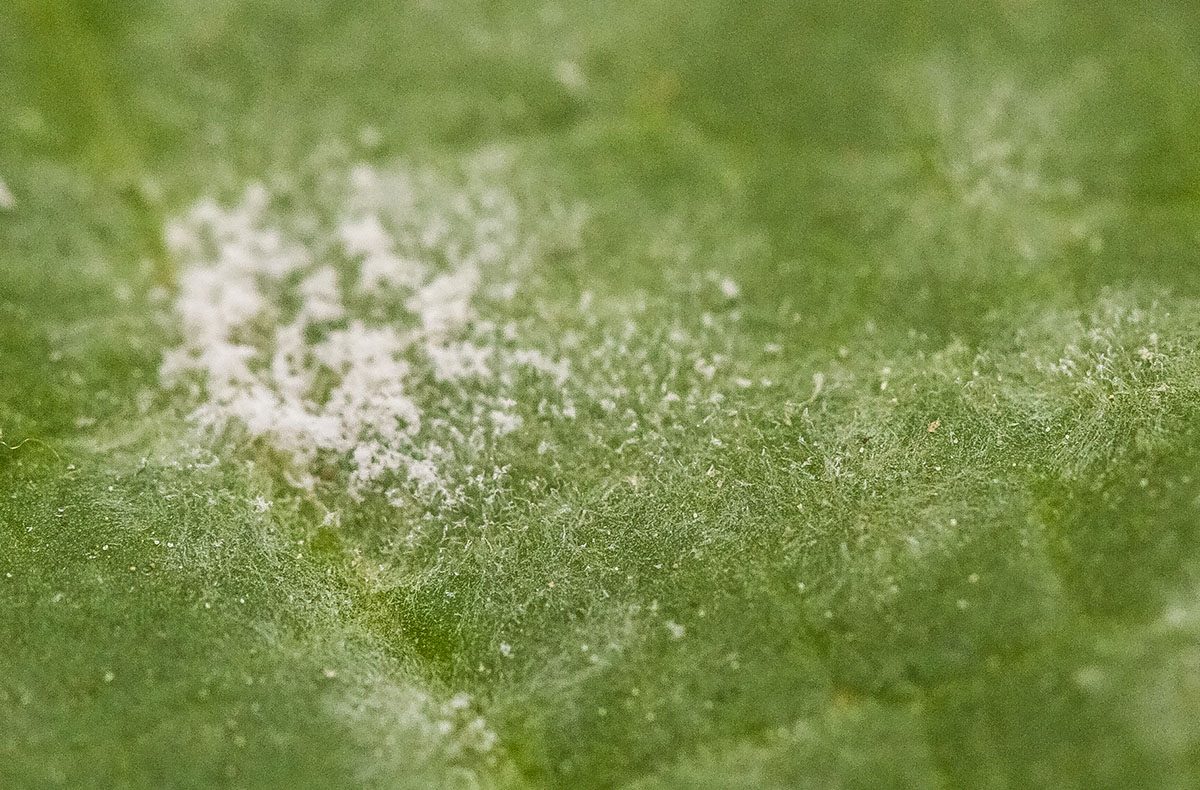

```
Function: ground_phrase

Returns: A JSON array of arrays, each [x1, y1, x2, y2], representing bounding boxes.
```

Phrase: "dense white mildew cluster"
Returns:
[[160, 153, 577, 502]]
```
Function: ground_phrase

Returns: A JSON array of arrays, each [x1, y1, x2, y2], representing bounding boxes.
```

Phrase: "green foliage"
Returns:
[[3, 1, 1200, 788]]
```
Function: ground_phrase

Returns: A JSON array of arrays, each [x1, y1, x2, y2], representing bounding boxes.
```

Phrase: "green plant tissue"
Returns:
[[3, 2, 1200, 788]]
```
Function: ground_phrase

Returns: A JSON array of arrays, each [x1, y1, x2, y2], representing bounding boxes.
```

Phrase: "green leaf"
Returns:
[[4, 2, 1200, 788]]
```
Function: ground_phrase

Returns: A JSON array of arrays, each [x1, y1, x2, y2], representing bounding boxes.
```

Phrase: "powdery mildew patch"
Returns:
[[161, 152, 578, 504], [0, 176, 15, 210], [841, 57, 1113, 269], [327, 675, 502, 786]]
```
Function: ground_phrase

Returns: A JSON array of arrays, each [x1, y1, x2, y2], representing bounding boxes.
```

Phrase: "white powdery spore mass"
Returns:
[[0, 176, 15, 210], [161, 156, 571, 500]]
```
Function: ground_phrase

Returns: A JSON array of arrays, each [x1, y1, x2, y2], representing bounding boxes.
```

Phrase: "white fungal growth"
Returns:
[[510, 349, 570, 387], [0, 177, 15, 210], [161, 155, 574, 500], [409, 268, 480, 336], [298, 267, 346, 323], [867, 58, 1112, 267], [426, 341, 493, 382]]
